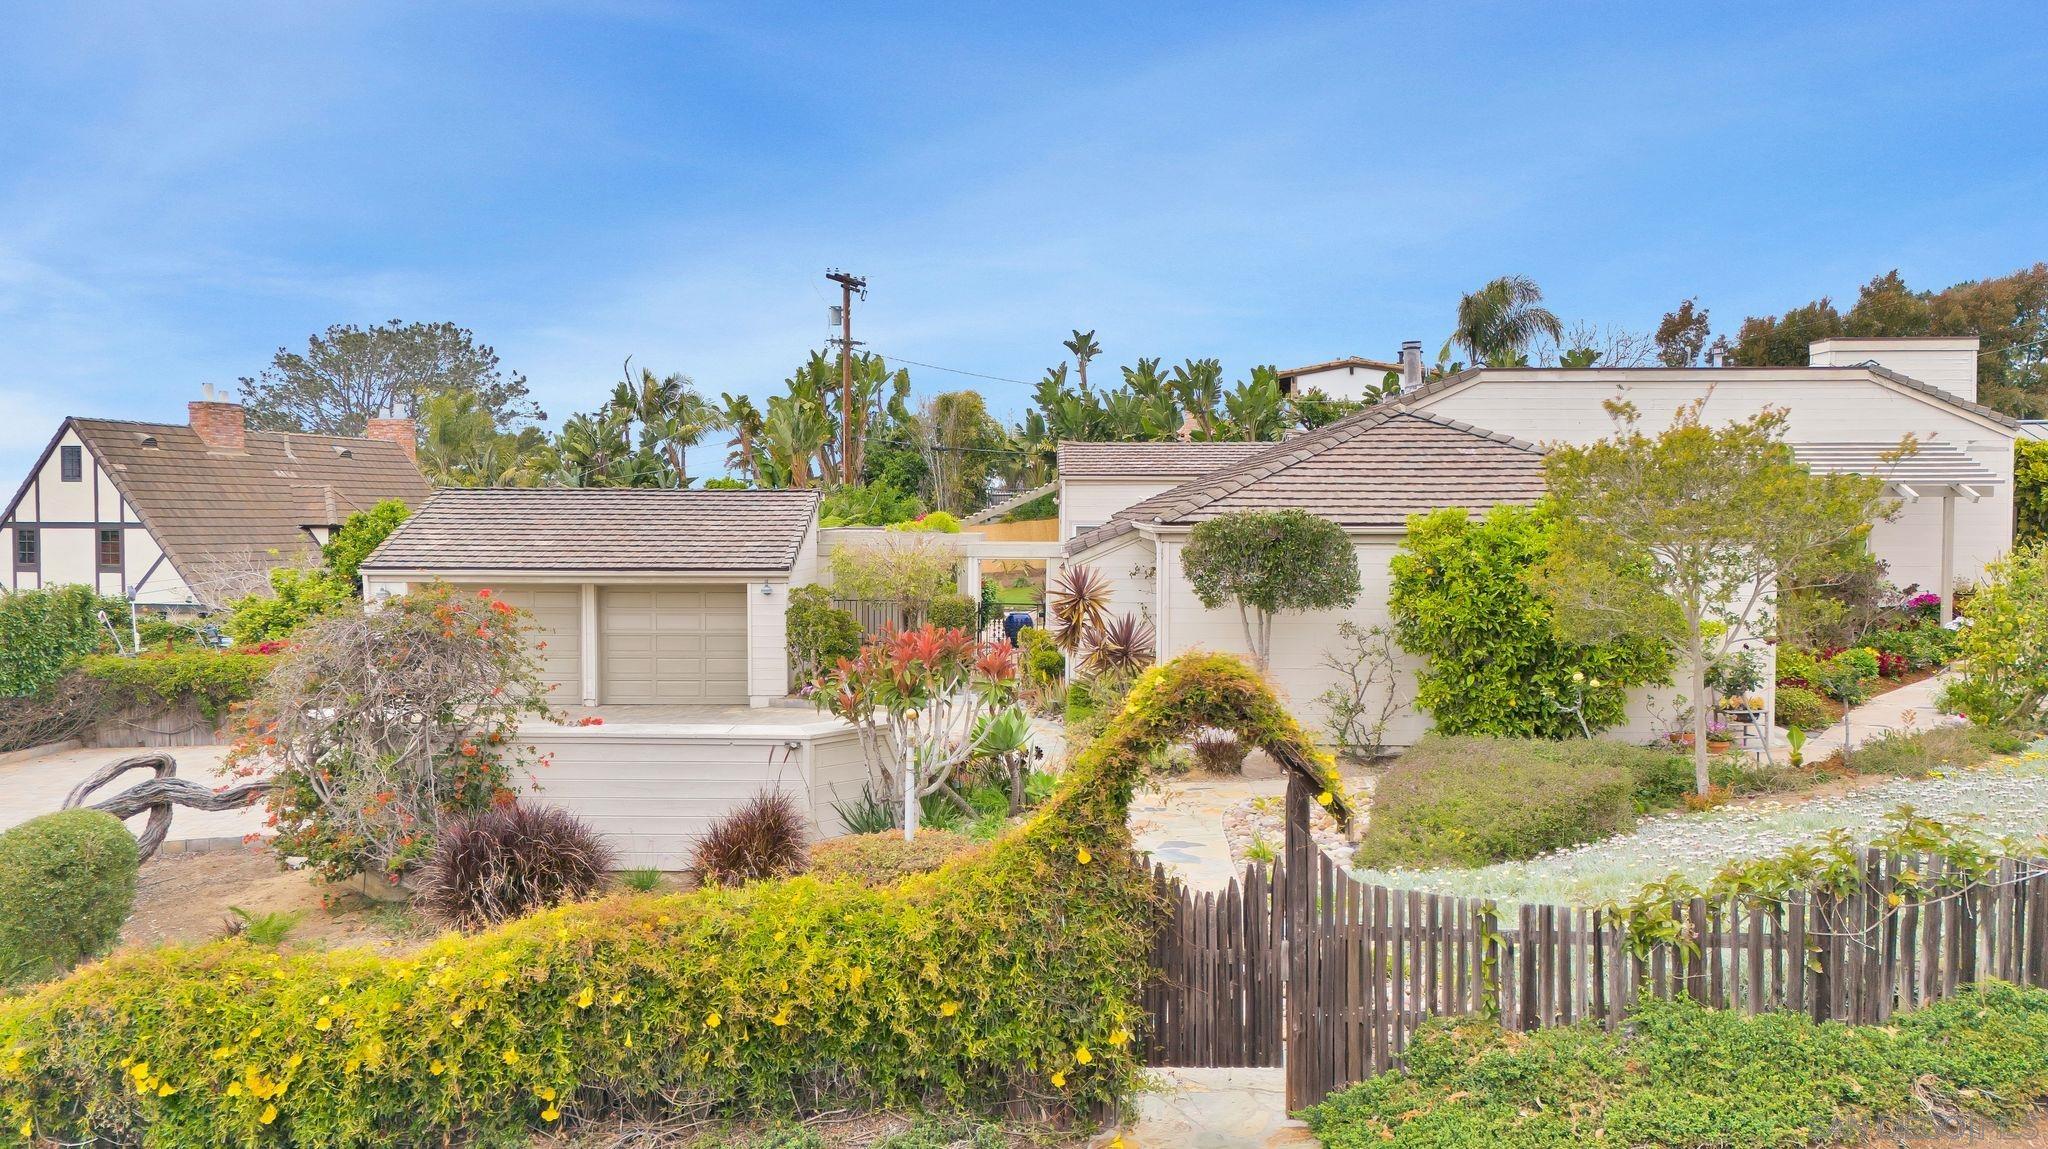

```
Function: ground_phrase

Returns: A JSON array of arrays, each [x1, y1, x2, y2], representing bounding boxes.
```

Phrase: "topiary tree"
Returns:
[[1938, 543, 2048, 728], [230, 583, 558, 881], [1180, 509, 1362, 668], [1390, 504, 1673, 738], [0, 809, 138, 988]]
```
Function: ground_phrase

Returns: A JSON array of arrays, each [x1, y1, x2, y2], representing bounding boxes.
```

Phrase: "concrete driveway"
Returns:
[[0, 743, 270, 848]]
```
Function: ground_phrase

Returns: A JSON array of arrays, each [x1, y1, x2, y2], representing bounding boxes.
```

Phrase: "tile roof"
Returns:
[[11, 418, 430, 586], [361, 487, 823, 574], [1057, 439, 1276, 479], [1065, 409, 1545, 555]]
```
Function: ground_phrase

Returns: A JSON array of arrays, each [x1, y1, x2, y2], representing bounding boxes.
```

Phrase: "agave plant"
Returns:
[[1048, 563, 1112, 654], [1081, 613, 1155, 680]]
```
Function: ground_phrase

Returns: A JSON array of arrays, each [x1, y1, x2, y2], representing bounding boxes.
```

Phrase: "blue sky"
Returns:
[[2, 2, 2045, 479]]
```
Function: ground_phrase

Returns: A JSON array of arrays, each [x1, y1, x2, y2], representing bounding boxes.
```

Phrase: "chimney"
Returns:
[[187, 383, 247, 451], [1400, 340, 1424, 392], [364, 413, 419, 465]]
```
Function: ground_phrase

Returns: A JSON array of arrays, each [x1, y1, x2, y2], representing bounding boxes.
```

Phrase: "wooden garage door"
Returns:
[[452, 584, 582, 702], [599, 586, 748, 705]]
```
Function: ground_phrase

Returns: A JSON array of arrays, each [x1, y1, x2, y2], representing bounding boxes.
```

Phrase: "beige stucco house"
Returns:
[[1, 393, 429, 611], [1063, 336, 2013, 746]]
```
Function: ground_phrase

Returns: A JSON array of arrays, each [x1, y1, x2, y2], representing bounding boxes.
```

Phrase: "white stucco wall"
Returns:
[[1060, 477, 1183, 541], [1283, 363, 1397, 403], [1410, 372, 2015, 594]]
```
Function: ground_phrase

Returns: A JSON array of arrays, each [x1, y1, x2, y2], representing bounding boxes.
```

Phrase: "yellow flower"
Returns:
[[228, 1081, 245, 1097], [537, 1086, 556, 1101], [314, 1017, 332, 1032], [624, 1034, 634, 1049], [1109, 1028, 1132, 1047], [338, 975, 352, 989], [1075, 1045, 1094, 1065], [449, 1012, 467, 1028], [771, 1007, 791, 1027], [18, 1119, 30, 1138], [491, 970, 511, 988], [287, 1053, 304, 1071], [429, 1059, 446, 1077], [575, 986, 595, 1009], [1050, 1070, 1066, 1088], [704, 1011, 722, 1029], [1316, 790, 1335, 807], [129, 1062, 150, 1081], [610, 990, 625, 1006], [1076, 847, 1092, 865], [542, 1105, 561, 1122], [156, 1080, 176, 1097], [939, 1001, 960, 1018], [773, 929, 787, 942], [260, 1103, 278, 1125], [502, 1049, 521, 1065]]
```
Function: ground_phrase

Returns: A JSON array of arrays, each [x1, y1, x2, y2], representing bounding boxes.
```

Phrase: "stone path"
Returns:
[[1797, 672, 1959, 759], [0, 743, 267, 848], [1112, 1068, 1311, 1148]]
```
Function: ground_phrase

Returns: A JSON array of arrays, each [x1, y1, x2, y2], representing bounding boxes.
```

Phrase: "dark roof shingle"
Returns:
[[1057, 440, 1275, 479], [361, 488, 822, 574], [48, 418, 429, 582], [1065, 410, 1545, 555]]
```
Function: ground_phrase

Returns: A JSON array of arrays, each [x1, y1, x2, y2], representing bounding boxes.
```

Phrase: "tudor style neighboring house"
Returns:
[[1064, 408, 1553, 746], [358, 487, 824, 709], [1, 394, 429, 612]]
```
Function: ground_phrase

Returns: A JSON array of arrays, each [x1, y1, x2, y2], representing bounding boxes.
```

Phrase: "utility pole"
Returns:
[[826, 269, 868, 486]]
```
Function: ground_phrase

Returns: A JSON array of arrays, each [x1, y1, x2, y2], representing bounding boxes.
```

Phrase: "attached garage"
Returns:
[[451, 584, 582, 701], [599, 586, 748, 704]]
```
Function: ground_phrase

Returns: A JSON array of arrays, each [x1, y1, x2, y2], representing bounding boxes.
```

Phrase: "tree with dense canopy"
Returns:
[[1537, 400, 1893, 793], [1181, 509, 1363, 669], [238, 320, 541, 439]]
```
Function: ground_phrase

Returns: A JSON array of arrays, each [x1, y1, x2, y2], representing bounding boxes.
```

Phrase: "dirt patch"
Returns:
[[540, 1110, 1091, 1148], [120, 847, 434, 956]]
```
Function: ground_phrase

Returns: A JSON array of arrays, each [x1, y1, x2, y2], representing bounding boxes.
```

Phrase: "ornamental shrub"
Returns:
[[786, 585, 861, 687], [925, 593, 977, 633], [1866, 623, 1956, 670], [1304, 984, 2048, 1149], [223, 565, 353, 644], [888, 511, 962, 534], [1017, 626, 1064, 686], [1775, 647, 1824, 687], [417, 803, 615, 932], [75, 649, 275, 719], [230, 583, 557, 881], [810, 830, 983, 886], [0, 810, 138, 988], [1773, 685, 1833, 731], [1389, 505, 1674, 738], [692, 790, 811, 887], [1353, 736, 1636, 870], [0, 653, 1346, 1146], [319, 498, 410, 591], [1942, 544, 2048, 728], [0, 585, 129, 696], [2016, 437, 2048, 546]]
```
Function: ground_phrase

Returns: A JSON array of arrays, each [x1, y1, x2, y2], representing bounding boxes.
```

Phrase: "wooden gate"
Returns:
[[1145, 774, 2048, 1111]]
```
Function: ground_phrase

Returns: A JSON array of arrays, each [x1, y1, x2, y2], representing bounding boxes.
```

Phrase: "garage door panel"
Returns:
[[600, 585, 749, 704], [453, 584, 580, 699]]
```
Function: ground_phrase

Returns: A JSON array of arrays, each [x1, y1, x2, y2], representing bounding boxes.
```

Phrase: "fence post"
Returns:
[[1283, 772, 1313, 1109]]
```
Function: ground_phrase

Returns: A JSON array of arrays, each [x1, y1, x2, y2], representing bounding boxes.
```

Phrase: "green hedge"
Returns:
[[0, 653, 1341, 1147], [1353, 736, 1651, 870], [0, 586, 129, 697], [75, 649, 274, 718], [0, 811, 138, 990], [1773, 686, 1832, 731], [1304, 983, 2048, 1148]]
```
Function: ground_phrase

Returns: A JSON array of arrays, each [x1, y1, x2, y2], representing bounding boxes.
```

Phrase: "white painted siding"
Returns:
[[1285, 363, 1396, 403], [1063, 532, 1157, 626], [1060, 478, 1182, 541], [518, 722, 864, 869], [748, 579, 792, 702], [809, 728, 873, 836], [1412, 373, 2015, 592]]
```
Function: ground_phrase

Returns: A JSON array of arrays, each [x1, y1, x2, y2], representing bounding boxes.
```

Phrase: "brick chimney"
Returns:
[[188, 383, 246, 451], [364, 414, 419, 464]]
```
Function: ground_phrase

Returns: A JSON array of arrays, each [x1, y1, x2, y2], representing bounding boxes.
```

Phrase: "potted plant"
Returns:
[[1705, 718, 1734, 753]]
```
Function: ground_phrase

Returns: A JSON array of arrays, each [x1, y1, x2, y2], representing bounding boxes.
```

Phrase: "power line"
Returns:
[[861, 349, 1040, 388]]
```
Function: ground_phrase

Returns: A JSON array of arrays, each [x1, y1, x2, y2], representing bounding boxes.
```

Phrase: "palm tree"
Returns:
[[1445, 275, 1564, 367], [762, 394, 830, 489], [1063, 329, 1102, 391], [1169, 358, 1225, 439], [720, 393, 765, 483], [609, 362, 726, 487]]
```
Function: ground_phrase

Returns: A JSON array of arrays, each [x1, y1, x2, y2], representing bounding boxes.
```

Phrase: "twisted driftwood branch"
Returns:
[[60, 753, 271, 863]]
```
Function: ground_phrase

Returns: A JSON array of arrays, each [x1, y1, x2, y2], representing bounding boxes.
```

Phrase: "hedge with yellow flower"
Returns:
[[0, 653, 1346, 1146]]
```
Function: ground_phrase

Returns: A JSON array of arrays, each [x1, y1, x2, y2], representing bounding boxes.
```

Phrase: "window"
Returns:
[[12, 529, 35, 568], [97, 528, 122, 570], [60, 445, 82, 482]]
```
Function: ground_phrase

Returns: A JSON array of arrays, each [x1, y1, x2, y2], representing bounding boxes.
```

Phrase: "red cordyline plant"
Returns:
[[816, 624, 1021, 840], [229, 583, 559, 882]]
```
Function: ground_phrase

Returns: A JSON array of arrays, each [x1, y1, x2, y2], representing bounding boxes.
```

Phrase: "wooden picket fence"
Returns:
[[1144, 778, 2048, 1110]]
